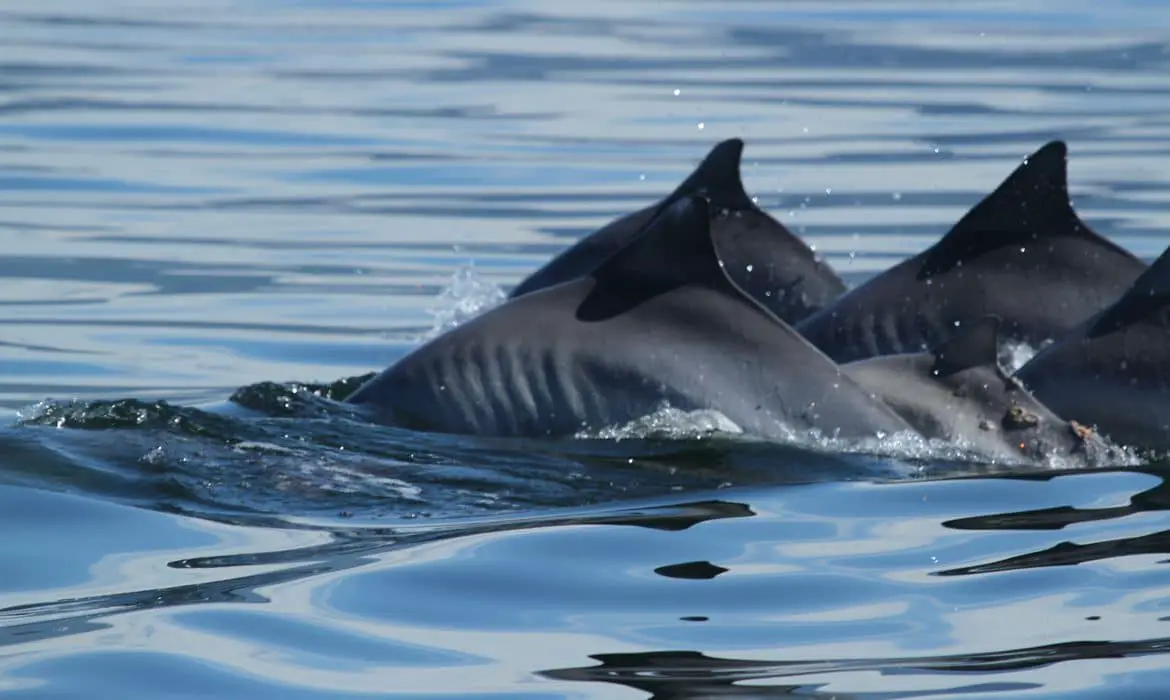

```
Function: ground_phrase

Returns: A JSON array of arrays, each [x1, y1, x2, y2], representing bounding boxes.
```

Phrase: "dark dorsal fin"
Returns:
[[918, 141, 1102, 279], [589, 195, 719, 292], [1088, 245, 1170, 338], [930, 315, 1003, 377], [579, 195, 762, 322], [665, 138, 755, 211]]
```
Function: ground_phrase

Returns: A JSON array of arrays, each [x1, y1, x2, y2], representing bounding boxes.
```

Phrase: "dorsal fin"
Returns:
[[589, 195, 719, 291], [930, 315, 1003, 377], [666, 138, 755, 211], [1088, 245, 1170, 337], [918, 141, 1102, 279], [578, 195, 751, 321]]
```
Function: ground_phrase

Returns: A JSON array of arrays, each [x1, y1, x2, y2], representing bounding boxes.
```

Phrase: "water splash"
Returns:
[[577, 405, 745, 441], [419, 264, 507, 341], [1000, 339, 1044, 373]]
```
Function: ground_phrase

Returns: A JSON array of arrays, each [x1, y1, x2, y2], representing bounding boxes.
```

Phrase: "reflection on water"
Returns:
[[3, 0, 1170, 698]]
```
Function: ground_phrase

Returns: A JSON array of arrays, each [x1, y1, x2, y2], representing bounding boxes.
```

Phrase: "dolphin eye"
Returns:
[[1003, 405, 1039, 430]]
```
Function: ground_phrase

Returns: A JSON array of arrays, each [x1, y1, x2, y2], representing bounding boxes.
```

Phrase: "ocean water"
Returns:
[[2, 1, 1170, 697]]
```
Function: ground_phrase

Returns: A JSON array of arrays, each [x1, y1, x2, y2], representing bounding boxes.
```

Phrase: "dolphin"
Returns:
[[509, 138, 846, 324], [796, 141, 1148, 363], [842, 315, 1107, 465], [1014, 245, 1170, 454], [347, 195, 916, 441]]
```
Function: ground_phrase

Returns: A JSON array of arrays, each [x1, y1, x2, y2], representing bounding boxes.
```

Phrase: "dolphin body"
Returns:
[[347, 196, 916, 441], [796, 141, 1148, 363], [842, 315, 1107, 465], [1014, 246, 1170, 454], [509, 139, 846, 324]]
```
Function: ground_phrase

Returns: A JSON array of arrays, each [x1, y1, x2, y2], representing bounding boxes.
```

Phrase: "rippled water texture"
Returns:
[[4, 1, 1170, 698]]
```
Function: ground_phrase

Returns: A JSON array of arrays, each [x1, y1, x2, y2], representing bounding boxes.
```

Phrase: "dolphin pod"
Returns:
[[348, 139, 1167, 462], [347, 195, 915, 441]]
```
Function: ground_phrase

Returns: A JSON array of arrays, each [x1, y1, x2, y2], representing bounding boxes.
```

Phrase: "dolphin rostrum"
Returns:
[[797, 141, 1147, 363], [1014, 245, 1170, 454], [843, 315, 1109, 465], [347, 195, 915, 441], [509, 138, 846, 324]]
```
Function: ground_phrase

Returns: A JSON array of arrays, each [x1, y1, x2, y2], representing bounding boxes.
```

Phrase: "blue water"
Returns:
[[3, 1, 1170, 697]]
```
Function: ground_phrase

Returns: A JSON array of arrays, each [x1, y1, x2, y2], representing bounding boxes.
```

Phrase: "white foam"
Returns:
[[576, 404, 746, 441], [1000, 338, 1045, 373]]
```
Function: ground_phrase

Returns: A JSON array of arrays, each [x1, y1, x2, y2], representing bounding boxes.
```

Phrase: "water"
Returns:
[[3, 0, 1170, 697]]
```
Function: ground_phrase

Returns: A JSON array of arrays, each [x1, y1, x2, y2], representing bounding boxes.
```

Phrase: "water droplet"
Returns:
[[750, 195, 758, 204], [638, 173, 646, 181], [953, 320, 962, 327], [697, 122, 705, 130], [1020, 247, 1026, 253], [892, 192, 902, 201], [802, 126, 809, 133], [673, 88, 681, 96], [825, 187, 833, 195], [746, 264, 754, 272]]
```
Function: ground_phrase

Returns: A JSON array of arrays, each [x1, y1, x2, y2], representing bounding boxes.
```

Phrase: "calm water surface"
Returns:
[[3, 1, 1170, 697]]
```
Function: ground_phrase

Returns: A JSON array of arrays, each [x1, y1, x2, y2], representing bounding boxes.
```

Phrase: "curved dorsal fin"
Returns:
[[580, 195, 724, 320], [666, 138, 754, 211], [917, 141, 1103, 279], [1088, 245, 1170, 337], [930, 315, 1003, 377]]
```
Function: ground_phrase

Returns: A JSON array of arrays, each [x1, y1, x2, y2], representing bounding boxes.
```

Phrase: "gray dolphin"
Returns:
[[1014, 245, 1170, 454], [796, 141, 1147, 363], [509, 138, 846, 324], [347, 195, 916, 441], [842, 315, 1106, 465]]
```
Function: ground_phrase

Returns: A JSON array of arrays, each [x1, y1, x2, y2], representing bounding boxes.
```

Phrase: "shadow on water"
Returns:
[[539, 640, 1170, 699], [0, 495, 756, 650]]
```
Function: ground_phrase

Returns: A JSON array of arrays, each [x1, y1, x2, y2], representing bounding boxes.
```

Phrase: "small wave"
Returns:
[[419, 264, 507, 341], [572, 401, 1141, 475], [576, 405, 746, 441]]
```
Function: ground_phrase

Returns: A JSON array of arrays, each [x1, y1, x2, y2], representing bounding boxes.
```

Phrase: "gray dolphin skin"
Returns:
[[796, 141, 1148, 363], [1014, 246, 1170, 454], [508, 138, 846, 324], [842, 315, 1105, 464], [347, 195, 915, 441]]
